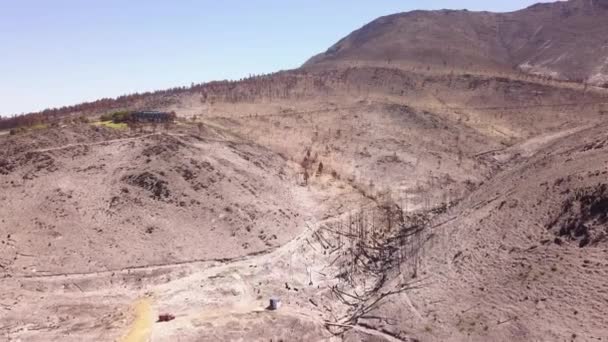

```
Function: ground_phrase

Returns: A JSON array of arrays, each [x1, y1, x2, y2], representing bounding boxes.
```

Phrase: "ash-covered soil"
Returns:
[[358, 123, 608, 341], [548, 183, 608, 247], [2, 80, 608, 341], [0, 124, 314, 275], [2, 19, 608, 339], [2, 88, 608, 341]]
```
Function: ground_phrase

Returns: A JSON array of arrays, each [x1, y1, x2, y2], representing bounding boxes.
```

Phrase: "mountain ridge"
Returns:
[[304, 0, 608, 86]]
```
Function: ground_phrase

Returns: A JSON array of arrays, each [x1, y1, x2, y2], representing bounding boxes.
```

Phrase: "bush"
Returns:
[[9, 127, 26, 135], [111, 111, 132, 123], [99, 111, 132, 123], [99, 113, 114, 122]]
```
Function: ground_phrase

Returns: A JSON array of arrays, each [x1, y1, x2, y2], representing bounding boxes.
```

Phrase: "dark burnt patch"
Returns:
[[547, 184, 608, 247], [122, 172, 170, 200], [141, 134, 186, 159]]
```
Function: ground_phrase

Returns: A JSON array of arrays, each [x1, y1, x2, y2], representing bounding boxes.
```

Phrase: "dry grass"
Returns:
[[93, 120, 128, 130]]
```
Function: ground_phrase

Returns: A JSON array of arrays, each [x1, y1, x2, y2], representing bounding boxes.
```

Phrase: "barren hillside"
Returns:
[[2, 1, 608, 341], [358, 122, 608, 341], [305, 0, 608, 85]]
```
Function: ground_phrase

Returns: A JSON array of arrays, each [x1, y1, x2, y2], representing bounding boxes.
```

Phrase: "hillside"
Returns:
[[2, 1, 608, 341], [0, 124, 320, 275], [362, 121, 608, 341], [305, 0, 608, 86]]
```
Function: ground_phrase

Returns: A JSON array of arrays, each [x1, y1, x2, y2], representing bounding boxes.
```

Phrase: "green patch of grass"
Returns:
[[30, 123, 49, 130], [174, 120, 189, 126], [93, 121, 128, 130]]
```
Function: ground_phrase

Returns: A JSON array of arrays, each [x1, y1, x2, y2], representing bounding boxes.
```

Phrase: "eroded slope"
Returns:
[[0, 125, 312, 275], [357, 123, 608, 341]]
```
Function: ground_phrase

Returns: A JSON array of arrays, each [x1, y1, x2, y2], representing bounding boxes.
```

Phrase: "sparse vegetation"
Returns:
[[99, 110, 132, 123], [548, 183, 608, 247], [93, 120, 128, 130], [3, 2, 608, 341], [76, 115, 89, 124], [9, 127, 27, 135], [30, 123, 49, 130]]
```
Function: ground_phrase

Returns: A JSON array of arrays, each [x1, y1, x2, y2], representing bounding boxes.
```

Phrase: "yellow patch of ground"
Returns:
[[120, 298, 153, 342], [93, 121, 128, 129]]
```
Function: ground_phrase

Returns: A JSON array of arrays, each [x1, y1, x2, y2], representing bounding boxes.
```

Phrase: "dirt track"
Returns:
[[2, 208, 367, 341]]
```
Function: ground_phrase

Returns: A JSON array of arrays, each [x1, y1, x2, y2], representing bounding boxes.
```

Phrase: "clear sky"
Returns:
[[0, 0, 547, 116]]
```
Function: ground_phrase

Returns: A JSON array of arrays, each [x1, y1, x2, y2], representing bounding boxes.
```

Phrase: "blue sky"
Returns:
[[0, 0, 545, 116]]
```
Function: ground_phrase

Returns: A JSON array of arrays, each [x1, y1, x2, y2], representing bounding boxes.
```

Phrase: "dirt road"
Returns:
[[3, 211, 360, 341]]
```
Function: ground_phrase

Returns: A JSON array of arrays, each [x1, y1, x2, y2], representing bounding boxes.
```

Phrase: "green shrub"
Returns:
[[99, 111, 132, 123], [111, 111, 132, 123], [9, 127, 27, 135], [99, 113, 114, 122]]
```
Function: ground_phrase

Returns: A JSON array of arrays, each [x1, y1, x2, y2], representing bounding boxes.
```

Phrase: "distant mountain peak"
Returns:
[[304, 0, 608, 86]]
